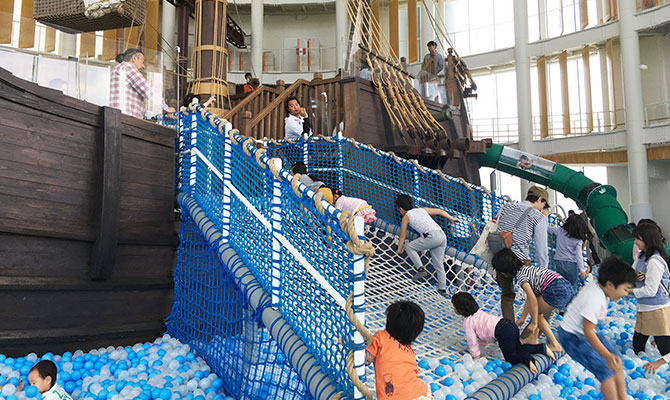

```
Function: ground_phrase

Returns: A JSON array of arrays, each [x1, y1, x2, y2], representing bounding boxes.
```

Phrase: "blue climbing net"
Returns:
[[167, 105, 576, 400]]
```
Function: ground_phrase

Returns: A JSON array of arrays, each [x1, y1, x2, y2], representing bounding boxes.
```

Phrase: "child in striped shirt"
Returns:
[[452, 292, 554, 374], [492, 248, 577, 352]]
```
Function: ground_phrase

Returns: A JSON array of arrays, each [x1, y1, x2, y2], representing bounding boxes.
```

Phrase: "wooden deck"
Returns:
[[0, 67, 177, 356]]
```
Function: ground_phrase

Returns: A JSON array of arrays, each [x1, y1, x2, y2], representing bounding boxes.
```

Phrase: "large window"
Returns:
[[444, 0, 514, 56]]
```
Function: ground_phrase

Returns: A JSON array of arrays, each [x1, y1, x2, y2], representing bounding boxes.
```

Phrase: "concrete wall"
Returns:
[[607, 161, 670, 236]]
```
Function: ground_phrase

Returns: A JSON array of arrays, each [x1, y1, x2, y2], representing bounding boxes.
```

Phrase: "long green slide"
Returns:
[[477, 143, 636, 264]]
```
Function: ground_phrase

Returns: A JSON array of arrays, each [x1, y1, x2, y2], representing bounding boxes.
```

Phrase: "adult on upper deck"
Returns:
[[110, 48, 175, 119], [420, 41, 445, 78], [284, 96, 312, 141]]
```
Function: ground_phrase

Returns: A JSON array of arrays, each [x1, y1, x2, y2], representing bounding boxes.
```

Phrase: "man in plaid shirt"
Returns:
[[110, 49, 175, 119]]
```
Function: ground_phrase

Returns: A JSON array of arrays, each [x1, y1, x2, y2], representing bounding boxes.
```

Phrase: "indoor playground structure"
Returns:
[[166, 103, 664, 400]]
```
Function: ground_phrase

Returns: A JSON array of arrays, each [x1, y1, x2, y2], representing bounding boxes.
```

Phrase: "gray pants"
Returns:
[[405, 229, 447, 290]]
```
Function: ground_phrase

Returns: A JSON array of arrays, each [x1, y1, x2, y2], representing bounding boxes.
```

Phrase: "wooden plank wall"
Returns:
[[0, 67, 177, 356]]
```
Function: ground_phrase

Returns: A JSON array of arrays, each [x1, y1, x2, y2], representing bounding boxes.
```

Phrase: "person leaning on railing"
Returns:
[[284, 96, 312, 140], [110, 48, 175, 119]]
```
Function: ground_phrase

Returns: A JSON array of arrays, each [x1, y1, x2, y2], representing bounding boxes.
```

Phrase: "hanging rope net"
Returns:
[[171, 105, 571, 400]]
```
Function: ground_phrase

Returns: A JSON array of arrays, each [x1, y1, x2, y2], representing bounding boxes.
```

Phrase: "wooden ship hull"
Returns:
[[0, 67, 178, 357]]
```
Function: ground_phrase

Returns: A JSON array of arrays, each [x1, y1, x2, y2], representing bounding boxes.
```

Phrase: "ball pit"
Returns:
[[0, 335, 232, 400], [415, 296, 670, 400], [1, 296, 669, 400]]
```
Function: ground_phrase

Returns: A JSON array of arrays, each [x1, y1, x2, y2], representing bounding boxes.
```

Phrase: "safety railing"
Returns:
[[178, 104, 370, 399], [470, 109, 626, 143]]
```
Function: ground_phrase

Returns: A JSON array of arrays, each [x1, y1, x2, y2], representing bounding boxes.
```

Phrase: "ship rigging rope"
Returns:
[[343, 0, 448, 142]]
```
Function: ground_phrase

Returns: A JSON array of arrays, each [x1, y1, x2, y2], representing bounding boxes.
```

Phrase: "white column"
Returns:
[[336, 0, 348, 71], [160, 0, 178, 71], [538, 0, 547, 40], [619, 0, 652, 221], [513, 0, 533, 196], [251, 0, 264, 81]]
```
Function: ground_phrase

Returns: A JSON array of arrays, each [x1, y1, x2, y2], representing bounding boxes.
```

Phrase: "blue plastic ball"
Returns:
[[442, 377, 454, 386], [98, 389, 109, 400], [418, 359, 430, 369], [434, 366, 446, 377], [64, 381, 76, 393], [25, 386, 39, 398], [159, 389, 171, 400], [429, 382, 440, 393]]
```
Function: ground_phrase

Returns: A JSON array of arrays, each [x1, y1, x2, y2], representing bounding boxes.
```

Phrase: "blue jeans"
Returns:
[[554, 259, 579, 289], [558, 327, 621, 382]]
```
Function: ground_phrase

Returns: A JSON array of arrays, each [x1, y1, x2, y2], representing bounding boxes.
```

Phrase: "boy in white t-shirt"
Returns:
[[27, 360, 73, 400], [558, 257, 636, 400], [395, 194, 459, 296]]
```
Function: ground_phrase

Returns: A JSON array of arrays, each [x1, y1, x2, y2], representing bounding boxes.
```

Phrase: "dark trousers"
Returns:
[[495, 318, 545, 367], [633, 331, 670, 356], [496, 264, 553, 338], [496, 269, 517, 321]]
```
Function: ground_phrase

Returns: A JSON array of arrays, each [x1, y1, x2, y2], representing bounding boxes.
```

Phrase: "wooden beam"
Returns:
[[0, 0, 13, 44], [18, 0, 35, 49], [89, 107, 122, 280], [579, 0, 588, 29], [44, 27, 56, 53], [145, 0, 160, 62], [389, 0, 399, 56], [559, 50, 570, 135], [80, 32, 96, 58], [408, 0, 418, 63], [537, 56, 549, 138], [371, 0, 380, 51], [582, 45, 593, 133], [102, 30, 119, 61]]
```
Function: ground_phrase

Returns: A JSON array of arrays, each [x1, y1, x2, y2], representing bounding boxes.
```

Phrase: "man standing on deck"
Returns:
[[110, 49, 175, 119], [420, 41, 444, 81]]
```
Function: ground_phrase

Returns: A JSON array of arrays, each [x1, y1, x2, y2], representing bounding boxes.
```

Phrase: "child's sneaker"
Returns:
[[412, 269, 428, 281]]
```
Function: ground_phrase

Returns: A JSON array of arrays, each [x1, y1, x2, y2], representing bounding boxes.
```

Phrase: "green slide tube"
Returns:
[[477, 143, 636, 264]]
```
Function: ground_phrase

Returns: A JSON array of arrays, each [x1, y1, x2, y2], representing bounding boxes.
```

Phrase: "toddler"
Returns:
[[366, 301, 432, 400], [27, 360, 73, 400], [332, 189, 376, 223]]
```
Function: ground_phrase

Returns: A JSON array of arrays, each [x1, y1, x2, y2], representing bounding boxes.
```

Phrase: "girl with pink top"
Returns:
[[332, 190, 377, 224], [452, 292, 555, 374]]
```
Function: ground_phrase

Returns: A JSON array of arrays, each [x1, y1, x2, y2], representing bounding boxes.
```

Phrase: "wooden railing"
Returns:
[[224, 83, 284, 130], [226, 74, 344, 140]]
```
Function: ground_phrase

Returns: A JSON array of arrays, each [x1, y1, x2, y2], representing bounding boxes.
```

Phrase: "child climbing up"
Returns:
[[290, 162, 333, 204], [332, 189, 377, 223], [548, 214, 593, 289], [366, 301, 432, 400], [491, 248, 577, 352], [451, 292, 555, 374], [395, 194, 459, 297]]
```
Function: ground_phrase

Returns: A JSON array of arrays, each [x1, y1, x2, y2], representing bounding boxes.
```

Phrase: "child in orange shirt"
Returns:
[[366, 301, 432, 400]]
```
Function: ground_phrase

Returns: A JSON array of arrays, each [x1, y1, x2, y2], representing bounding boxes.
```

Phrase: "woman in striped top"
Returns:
[[492, 248, 577, 352]]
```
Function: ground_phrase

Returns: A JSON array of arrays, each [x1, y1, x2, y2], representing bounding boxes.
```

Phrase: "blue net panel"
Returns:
[[167, 212, 310, 400], [169, 105, 588, 400]]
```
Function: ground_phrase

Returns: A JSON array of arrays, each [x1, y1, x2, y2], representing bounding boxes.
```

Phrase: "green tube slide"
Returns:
[[477, 143, 636, 264]]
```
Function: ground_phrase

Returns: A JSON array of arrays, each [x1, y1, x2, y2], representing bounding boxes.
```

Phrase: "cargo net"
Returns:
[[175, 103, 574, 399], [266, 136, 574, 364], [167, 212, 310, 400]]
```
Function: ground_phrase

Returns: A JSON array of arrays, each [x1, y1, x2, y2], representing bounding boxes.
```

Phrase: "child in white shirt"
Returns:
[[558, 257, 635, 400]]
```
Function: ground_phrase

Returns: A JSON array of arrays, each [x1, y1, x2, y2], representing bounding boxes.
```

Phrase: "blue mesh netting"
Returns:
[[170, 105, 587, 399], [167, 211, 310, 400]]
